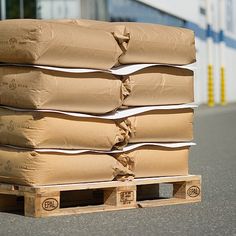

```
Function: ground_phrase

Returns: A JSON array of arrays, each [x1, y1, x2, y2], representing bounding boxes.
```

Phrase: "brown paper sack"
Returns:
[[0, 65, 193, 112], [0, 108, 130, 150], [115, 146, 189, 178], [129, 108, 193, 142], [0, 147, 131, 186], [56, 19, 196, 65], [123, 66, 194, 106], [0, 66, 128, 114], [0, 19, 122, 69]]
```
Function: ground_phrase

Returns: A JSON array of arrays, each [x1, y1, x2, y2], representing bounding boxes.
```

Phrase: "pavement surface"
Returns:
[[0, 104, 236, 236]]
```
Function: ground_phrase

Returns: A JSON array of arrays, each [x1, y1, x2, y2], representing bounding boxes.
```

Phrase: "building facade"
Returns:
[[0, 0, 235, 105]]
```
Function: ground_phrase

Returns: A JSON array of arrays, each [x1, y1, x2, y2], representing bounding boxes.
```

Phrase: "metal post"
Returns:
[[1, 0, 6, 20], [20, 0, 24, 18], [219, 0, 226, 105], [206, 0, 215, 107]]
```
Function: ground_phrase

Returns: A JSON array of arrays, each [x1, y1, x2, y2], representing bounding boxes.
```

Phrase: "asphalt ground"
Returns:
[[0, 104, 235, 236]]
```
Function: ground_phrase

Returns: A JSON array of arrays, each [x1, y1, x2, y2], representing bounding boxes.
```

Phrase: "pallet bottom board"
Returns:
[[0, 175, 201, 217], [138, 197, 200, 208]]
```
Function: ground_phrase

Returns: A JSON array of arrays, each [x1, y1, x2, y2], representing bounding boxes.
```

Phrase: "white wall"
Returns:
[[225, 47, 236, 102], [37, 0, 81, 19], [195, 38, 208, 104], [138, 0, 200, 23]]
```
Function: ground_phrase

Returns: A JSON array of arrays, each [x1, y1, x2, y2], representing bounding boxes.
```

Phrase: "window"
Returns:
[[2, 0, 36, 19]]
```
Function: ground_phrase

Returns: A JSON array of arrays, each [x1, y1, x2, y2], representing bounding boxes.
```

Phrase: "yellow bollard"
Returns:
[[220, 67, 226, 105], [208, 64, 215, 107]]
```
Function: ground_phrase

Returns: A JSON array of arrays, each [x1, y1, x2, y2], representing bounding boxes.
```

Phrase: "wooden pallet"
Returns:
[[0, 175, 201, 217]]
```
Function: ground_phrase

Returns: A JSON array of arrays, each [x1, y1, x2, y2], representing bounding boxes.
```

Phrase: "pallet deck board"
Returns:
[[0, 175, 201, 217]]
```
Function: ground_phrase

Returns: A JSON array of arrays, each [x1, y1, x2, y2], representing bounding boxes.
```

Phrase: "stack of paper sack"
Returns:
[[0, 19, 196, 186]]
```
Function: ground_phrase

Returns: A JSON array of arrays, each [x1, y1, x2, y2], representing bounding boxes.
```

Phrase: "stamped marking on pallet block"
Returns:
[[105, 186, 136, 207], [187, 186, 201, 198], [117, 186, 136, 207], [119, 191, 134, 205], [42, 198, 59, 211]]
